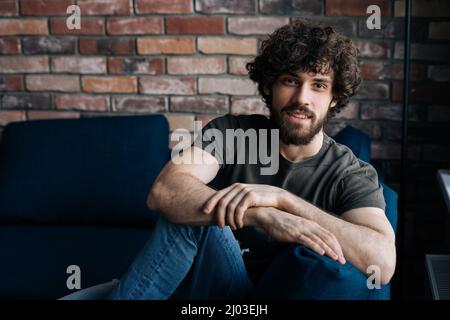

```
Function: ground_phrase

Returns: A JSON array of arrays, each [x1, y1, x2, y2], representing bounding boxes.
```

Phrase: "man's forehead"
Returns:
[[288, 70, 334, 82]]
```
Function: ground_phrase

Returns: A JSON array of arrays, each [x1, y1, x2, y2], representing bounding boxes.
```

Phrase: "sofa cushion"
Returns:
[[0, 115, 169, 226], [0, 225, 152, 299]]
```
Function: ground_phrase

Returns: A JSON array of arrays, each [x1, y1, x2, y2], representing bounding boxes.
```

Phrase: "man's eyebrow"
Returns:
[[312, 77, 332, 83]]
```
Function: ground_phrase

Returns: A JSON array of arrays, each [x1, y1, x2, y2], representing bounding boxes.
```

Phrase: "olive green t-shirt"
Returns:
[[194, 114, 385, 284]]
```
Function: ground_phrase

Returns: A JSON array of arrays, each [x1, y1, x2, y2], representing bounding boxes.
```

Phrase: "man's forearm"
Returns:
[[280, 192, 396, 283], [148, 171, 260, 227], [148, 170, 215, 225]]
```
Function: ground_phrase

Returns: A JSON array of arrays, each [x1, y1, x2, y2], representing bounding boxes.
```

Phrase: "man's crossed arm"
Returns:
[[148, 147, 396, 285]]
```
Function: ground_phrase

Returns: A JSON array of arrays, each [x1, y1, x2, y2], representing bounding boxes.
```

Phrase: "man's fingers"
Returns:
[[203, 185, 233, 214], [317, 229, 345, 264], [227, 191, 247, 229], [234, 191, 255, 229], [216, 186, 241, 229], [297, 234, 325, 256], [308, 233, 339, 261]]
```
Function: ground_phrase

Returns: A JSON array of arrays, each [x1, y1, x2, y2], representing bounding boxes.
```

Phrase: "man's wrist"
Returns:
[[243, 207, 263, 228], [279, 190, 316, 221]]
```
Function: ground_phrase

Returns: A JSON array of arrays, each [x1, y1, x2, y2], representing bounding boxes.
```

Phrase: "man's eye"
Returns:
[[283, 78, 297, 85], [314, 83, 326, 90]]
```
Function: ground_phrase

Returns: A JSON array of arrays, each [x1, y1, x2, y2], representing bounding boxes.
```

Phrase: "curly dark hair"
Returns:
[[246, 18, 361, 117]]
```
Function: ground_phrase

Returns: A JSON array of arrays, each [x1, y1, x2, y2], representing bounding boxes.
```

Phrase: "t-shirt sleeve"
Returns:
[[334, 161, 386, 215], [191, 114, 236, 170]]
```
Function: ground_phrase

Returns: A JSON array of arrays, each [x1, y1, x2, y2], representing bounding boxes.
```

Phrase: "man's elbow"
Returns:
[[379, 239, 397, 285], [147, 180, 163, 211]]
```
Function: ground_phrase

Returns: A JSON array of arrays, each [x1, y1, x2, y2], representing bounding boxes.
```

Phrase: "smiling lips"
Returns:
[[285, 110, 312, 121]]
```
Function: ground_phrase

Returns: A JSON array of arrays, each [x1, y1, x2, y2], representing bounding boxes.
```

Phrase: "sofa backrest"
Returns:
[[0, 115, 169, 227]]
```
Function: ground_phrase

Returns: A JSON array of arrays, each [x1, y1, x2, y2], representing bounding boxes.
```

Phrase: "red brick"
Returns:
[[107, 17, 163, 35], [112, 96, 166, 113], [77, 0, 132, 15], [52, 57, 107, 74], [27, 111, 80, 120], [395, 42, 450, 61], [334, 102, 359, 119], [26, 75, 80, 92], [0, 76, 22, 91], [0, 19, 48, 36], [228, 17, 289, 35], [372, 143, 401, 160], [361, 103, 403, 121], [0, 111, 26, 126], [360, 61, 426, 81], [196, 0, 255, 13], [108, 57, 164, 75], [22, 37, 74, 54], [166, 17, 224, 35], [137, 38, 195, 55], [355, 82, 389, 100], [0, 56, 49, 73], [166, 115, 195, 131], [0, 0, 17, 16], [50, 18, 104, 35], [199, 77, 257, 95], [354, 40, 391, 58], [0, 38, 20, 54], [2, 93, 51, 109], [79, 38, 134, 55], [167, 57, 226, 75], [326, 0, 391, 16], [56, 95, 109, 112], [139, 77, 196, 95], [82, 76, 137, 93], [229, 57, 252, 75], [231, 98, 269, 115], [260, 0, 320, 14], [170, 96, 228, 114], [198, 37, 257, 55], [20, 0, 71, 16], [136, 0, 192, 14]]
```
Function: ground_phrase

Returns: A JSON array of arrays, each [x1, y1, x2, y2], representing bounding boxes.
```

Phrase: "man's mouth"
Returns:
[[285, 110, 312, 120]]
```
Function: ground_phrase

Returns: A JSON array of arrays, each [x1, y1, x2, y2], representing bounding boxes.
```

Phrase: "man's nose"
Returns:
[[293, 84, 312, 106]]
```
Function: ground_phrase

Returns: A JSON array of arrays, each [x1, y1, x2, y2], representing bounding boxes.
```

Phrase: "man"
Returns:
[[108, 19, 396, 300]]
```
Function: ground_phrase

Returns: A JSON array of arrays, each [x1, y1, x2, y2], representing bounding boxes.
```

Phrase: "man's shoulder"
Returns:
[[325, 135, 374, 171]]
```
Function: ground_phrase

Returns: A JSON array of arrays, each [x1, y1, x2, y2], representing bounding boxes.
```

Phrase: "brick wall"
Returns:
[[0, 0, 450, 299]]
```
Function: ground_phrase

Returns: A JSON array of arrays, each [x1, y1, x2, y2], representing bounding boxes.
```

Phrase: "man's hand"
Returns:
[[256, 207, 346, 264], [202, 183, 286, 229]]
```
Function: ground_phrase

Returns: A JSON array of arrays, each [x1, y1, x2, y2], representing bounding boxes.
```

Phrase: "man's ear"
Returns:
[[330, 99, 337, 108]]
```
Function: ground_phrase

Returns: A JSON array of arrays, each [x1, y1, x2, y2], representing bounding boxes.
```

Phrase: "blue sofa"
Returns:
[[0, 115, 397, 299]]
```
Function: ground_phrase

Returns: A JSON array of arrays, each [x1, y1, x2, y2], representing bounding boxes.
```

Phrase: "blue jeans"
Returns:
[[107, 216, 382, 300]]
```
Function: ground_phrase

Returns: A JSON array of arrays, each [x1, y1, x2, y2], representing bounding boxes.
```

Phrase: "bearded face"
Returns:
[[264, 71, 336, 146], [269, 102, 331, 145]]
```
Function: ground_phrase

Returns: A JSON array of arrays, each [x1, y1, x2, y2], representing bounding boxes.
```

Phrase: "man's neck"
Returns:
[[279, 130, 324, 163]]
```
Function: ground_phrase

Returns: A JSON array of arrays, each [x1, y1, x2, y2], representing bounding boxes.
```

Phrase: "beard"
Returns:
[[268, 102, 329, 146]]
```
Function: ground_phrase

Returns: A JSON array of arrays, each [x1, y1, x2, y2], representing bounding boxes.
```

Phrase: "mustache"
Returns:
[[281, 104, 314, 118]]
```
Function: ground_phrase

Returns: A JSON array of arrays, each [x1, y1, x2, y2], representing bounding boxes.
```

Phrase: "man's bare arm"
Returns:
[[147, 147, 260, 226], [282, 193, 396, 284]]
